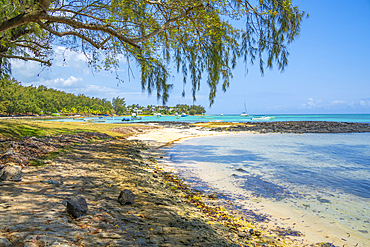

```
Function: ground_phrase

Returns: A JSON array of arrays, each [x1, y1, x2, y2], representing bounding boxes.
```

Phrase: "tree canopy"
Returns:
[[0, 0, 306, 105]]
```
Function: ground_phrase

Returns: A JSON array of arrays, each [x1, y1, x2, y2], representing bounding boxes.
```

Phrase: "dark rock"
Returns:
[[236, 168, 245, 172], [0, 164, 22, 181], [208, 193, 218, 199], [249, 229, 255, 235], [66, 196, 88, 218], [118, 189, 135, 205]]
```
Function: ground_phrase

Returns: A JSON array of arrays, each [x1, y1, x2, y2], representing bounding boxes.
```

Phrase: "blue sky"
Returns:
[[12, 0, 370, 114]]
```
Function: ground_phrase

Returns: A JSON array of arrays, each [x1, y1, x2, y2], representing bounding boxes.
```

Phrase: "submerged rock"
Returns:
[[66, 196, 88, 218], [118, 189, 135, 205], [0, 164, 22, 181]]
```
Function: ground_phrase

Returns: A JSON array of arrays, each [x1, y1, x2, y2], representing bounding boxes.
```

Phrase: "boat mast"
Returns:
[[244, 101, 248, 115]]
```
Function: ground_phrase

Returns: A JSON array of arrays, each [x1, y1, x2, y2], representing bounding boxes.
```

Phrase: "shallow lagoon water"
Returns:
[[167, 133, 370, 245], [50, 113, 370, 124]]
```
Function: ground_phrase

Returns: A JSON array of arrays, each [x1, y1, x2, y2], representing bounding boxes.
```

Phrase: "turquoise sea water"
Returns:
[[167, 133, 370, 245], [50, 114, 370, 124]]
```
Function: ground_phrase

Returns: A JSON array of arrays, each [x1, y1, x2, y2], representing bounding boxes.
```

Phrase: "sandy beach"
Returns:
[[1, 123, 366, 246]]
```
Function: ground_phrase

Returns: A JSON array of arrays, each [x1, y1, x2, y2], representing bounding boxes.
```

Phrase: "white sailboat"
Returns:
[[252, 116, 275, 120], [240, 101, 249, 117]]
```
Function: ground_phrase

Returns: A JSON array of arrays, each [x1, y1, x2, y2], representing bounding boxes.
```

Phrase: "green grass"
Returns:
[[0, 119, 143, 139], [29, 159, 45, 167]]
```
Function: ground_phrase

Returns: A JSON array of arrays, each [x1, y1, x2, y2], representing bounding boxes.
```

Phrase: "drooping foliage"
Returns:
[[0, 0, 306, 105]]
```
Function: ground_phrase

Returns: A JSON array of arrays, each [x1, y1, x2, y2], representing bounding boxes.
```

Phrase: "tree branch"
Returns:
[[0, 53, 51, 65], [0, 10, 45, 33], [37, 21, 107, 49], [133, 4, 204, 43], [43, 15, 140, 49], [11, 40, 51, 50]]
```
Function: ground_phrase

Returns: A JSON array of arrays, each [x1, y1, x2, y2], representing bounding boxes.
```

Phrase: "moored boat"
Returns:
[[252, 116, 275, 121], [240, 101, 249, 117]]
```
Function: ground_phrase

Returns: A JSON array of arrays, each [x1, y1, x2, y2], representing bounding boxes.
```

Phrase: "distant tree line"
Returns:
[[0, 77, 206, 116], [0, 77, 112, 115], [175, 104, 206, 115]]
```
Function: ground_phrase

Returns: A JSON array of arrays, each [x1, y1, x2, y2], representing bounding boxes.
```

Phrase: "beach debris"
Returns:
[[118, 189, 135, 205], [317, 197, 331, 203], [254, 230, 262, 237], [66, 196, 88, 218], [310, 243, 337, 247], [0, 164, 22, 181], [272, 226, 303, 237]]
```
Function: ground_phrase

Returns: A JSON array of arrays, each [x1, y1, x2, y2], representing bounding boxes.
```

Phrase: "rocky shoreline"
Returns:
[[142, 120, 370, 133]]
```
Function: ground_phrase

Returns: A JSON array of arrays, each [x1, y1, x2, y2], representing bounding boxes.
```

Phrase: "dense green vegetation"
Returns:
[[0, 77, 112, 115], [0, 0, 305, 105], [0, 77, 206, 116]]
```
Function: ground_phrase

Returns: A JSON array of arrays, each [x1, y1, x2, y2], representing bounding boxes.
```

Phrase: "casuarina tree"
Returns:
[[0, 0, 306, 104]]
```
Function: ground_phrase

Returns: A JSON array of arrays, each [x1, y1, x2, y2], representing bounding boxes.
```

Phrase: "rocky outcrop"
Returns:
[[208, 121, 370, 133]]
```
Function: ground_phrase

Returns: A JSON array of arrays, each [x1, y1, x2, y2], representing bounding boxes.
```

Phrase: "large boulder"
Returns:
[[0, 164, 22, 181], [66, 196, 88, 218], [118, 189, 135, 205]]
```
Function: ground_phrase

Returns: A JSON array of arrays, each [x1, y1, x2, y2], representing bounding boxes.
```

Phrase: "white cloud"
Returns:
[[301, 98, 323, 109], [83, 85, 119, 94], [32, 76, 84, 89], [300, 98, 370, 111], [11, 60, 50, 81]]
